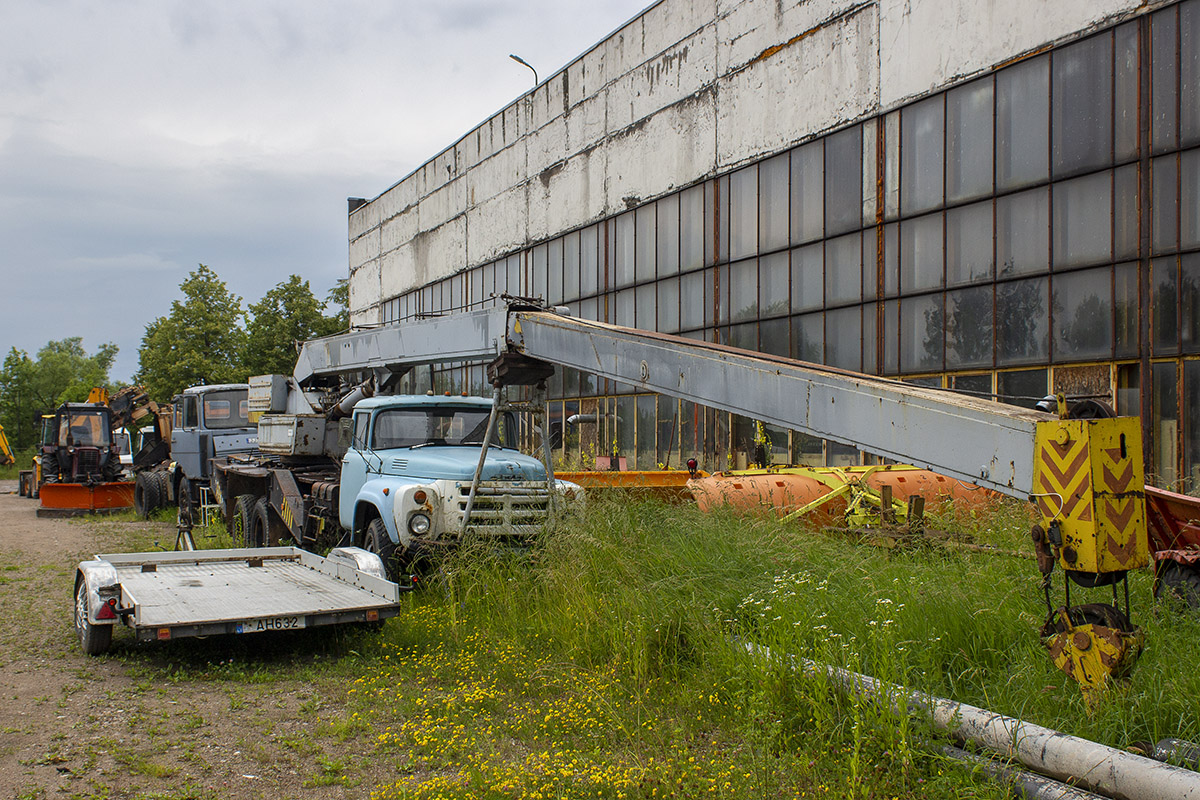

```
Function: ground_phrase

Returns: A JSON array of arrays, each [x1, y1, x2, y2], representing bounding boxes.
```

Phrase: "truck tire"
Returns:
[[177, 476, 195, 528], [42, 452, 59, 484], [1156, 561, 1200, 608], [134, 473, 160, 518], [249, 497, 271, 548], [18, 473, 28, 497], [233, 495, 259, 547], [365, 518, 398, 581], [74, 581, 113, 656]]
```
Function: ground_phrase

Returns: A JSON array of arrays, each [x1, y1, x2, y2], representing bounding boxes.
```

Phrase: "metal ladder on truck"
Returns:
[[293, 299, 1151, 693]]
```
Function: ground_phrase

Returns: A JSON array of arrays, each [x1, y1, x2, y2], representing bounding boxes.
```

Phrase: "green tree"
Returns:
[[0, 338, 118, 450], [326, 277, 349, 333], [137, 264, 247, 399], [243, 275, 343, 377]]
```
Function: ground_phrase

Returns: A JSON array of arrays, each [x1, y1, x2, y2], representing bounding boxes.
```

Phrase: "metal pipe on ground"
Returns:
[[746, 644, 1200, 800], [941, 745, 1107, 800]]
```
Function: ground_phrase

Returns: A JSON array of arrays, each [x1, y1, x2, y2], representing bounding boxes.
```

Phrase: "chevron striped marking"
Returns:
[[1101, 461, 1134, 494], [1036, 439, 1093, 522]]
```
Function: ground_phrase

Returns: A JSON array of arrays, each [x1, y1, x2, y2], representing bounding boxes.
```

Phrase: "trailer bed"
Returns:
[[77, 547, 403, 649]]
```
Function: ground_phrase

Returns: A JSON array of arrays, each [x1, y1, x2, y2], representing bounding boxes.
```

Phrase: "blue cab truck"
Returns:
[[210, 384, 580, 578]]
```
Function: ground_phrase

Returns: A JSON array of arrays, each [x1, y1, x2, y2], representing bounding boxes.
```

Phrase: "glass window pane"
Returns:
[[1152, 361, 1179, 486], [1053, 32, 1113, 177], [729, 165, 757, 261], [680, 269, 707, 330], [1154, 155, 1179, 255], [1053, 267, 1113, 361], [791, 243, 823, 312], [996, 276, 1049, 365], [1116, 22, 1140, 162], [884, 111, 900, 221], [659, 276, 680, 333], [946, 201, 994, 286], [826, 233, 862, 306], [507, 254, 522, 296], [826, 306, 861, 371], [791, 140, 824, 244], [1184, 2, 1200, 147], [997, 369, 1048, 408], [950, 373, 993, 399], [1115, 164, 1140, 262], [636, 205, 656, 283], [825, 125, 862, 236], [900, 293, 943, 373], [862, 118, 878, 226], [615, 288, 634, 328], [792, 312, 824, 362], [563, 232, 580, 301], [713, 176, 728, 265], [761, 316, 789, 357], [1186, 362, 1200, 482], [884, 223, 899, 297], [1153, 7, 1179, 154], [729, 258, 758, 323], [947, 78, 994, 203], [1183, 149, 1200, 250], [997, 188, 1049, 278], [530, 244, 548, 301], [997, 55, 1050, 191], [760, 154, 790, 253], [615, 212, 635, 288], [547, 239, 563, 303], [862, 227, 879, 301], [901, 213, 944, 293], [681, 185, 705, 272], [1115, 261, 1139, 358], [581, 225, 599, 296], [715, 264, 730, 326], [760, 251, 790, 318], [635, 283, 655, 330], [727, 322, 757, 351], [946, 285, 994, 369], [901, 95, 945, 214], [1183, 254, 1200, 353], [657, 195, 680, 277], [1053, 172, 1113, 269], [862, 300, 877, 374], [636, 396, 657, 470], [883, 299, 899, 374]]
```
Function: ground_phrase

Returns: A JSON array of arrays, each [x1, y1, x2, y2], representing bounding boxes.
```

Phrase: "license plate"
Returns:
[[235, 615, 306, 633]]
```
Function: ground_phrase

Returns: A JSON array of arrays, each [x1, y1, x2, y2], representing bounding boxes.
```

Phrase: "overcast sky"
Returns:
[[0, 0, 650, 383]]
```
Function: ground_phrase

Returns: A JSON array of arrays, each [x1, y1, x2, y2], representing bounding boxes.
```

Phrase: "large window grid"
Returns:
[[372, 1, 1200, 485]]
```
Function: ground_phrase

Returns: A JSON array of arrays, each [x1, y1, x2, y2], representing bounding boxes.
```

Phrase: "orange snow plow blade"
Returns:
[[37, 482, 135, 518], [687, 465, 997, 526]]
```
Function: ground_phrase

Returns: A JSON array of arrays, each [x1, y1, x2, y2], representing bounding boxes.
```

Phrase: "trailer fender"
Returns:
[[74, 559, 121, 626], [327, 546, 388, 581]]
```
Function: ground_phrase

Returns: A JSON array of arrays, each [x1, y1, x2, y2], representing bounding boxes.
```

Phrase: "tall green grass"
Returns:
[[340, 492, 1200, 799]]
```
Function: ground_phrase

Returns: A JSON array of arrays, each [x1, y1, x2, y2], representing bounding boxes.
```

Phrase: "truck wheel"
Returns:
[[177, 476, 195, 528], [1156, 561, 1200, 608], [18, 473, 27, 497], [74, 581, 113, 656], [234, 495, 259, 547], [365, 518, 398, 581], [249, 497, 271, 548], [42, 453, 59, 483], [134, 473, 160, 518]]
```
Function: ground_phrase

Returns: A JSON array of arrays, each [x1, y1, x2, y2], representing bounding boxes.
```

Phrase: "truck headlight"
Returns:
[[408, 513, 431, 535]]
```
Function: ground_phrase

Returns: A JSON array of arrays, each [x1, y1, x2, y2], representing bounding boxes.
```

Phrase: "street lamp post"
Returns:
[[509, 54, 538, 87]]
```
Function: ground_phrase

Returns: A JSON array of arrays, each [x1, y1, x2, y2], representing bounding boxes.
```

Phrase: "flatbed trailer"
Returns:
[[73, 546, 404, 654]]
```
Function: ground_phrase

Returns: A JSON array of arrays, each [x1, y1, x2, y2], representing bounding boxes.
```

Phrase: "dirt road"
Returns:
[[0, 488, 376, 799]]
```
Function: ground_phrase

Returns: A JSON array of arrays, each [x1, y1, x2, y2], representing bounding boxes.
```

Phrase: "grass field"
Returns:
[[105, 492, 1200, 799]]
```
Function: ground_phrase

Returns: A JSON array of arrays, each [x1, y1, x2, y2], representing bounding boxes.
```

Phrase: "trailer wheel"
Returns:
[[74, 581, 113, 656], [1156, 561, 1200, 609], [365, 518, 399, 581], [233, 495, 259, 547]]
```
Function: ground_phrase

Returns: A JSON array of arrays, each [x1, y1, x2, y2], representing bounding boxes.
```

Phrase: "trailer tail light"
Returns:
[[97, 598, 118, 620], [366, 609, 379, 622], [157, 628, 171, 641]]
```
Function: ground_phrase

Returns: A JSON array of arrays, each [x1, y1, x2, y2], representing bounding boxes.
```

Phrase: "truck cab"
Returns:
[[167, 384, 258, 510], [340, 395, 580, 559]]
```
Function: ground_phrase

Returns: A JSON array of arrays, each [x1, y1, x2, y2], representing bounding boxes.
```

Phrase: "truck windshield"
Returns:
[[371, 407, 515, 450], [60, 410, 110, 447], [201, 390, 251, 430]]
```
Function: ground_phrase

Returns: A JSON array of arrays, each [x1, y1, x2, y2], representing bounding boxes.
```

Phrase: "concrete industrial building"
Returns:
[[347, 0, 1200, 488]]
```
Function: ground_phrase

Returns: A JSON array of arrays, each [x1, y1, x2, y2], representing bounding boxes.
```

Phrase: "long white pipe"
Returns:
[[942, 745, 1107, 800], [747, 644, 1200, 800]]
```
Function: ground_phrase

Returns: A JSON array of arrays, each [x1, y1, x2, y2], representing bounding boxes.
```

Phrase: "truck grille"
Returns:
[[457, 481, 551, 532], [74, 448, 101, 475]]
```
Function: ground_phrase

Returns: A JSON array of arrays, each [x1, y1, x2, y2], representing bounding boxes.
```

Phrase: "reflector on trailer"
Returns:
[[157, 628, 171, 641], [96, 598, 117, 620]]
